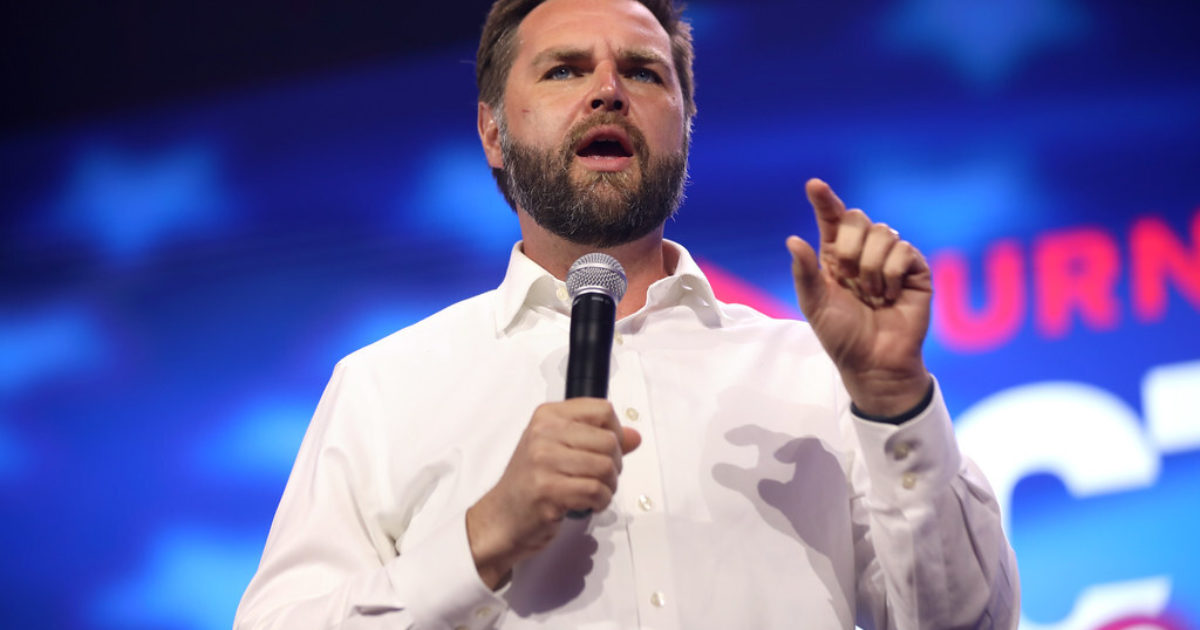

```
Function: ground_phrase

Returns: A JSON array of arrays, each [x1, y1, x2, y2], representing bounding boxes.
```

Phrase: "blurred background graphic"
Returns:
[[2, 1, 1198, 628]]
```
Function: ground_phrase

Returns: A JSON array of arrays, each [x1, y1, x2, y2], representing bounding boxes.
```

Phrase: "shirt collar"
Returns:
[[492, 239, 725, 335]]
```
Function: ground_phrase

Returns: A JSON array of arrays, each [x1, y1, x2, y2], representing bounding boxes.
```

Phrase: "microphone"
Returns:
[[564, 253, 627, 519]]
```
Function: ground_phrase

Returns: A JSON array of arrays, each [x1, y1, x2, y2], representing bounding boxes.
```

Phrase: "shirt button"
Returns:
[[475, 607, 493, 618], [893, 442, 911, 460], [556, 286, 568, 302], [902, 472, 917, 489], [625, 407, 640, 422], [614, 331, 624, 344], [650, 591, 666, 607], [637, 494, 654, 511]]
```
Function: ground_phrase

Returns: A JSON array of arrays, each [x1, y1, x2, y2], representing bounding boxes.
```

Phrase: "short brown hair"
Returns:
[[476, 0, 696, 119]]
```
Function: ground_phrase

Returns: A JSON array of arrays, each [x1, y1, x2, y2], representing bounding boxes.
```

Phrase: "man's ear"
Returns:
[[478, 102, 504, 169]]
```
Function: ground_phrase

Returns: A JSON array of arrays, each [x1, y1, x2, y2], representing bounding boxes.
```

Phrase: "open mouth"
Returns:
[[574, 127, 635, 159]]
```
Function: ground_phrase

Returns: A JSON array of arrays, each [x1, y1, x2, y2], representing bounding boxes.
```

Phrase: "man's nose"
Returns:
[[588, 64, 626, 113]]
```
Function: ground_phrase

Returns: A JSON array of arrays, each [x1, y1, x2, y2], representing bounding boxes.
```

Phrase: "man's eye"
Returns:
[[628, 68, 662, 84], [545, 66, 576, 80]]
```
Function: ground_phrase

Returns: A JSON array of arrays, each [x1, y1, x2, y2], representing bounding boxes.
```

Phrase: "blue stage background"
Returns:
[[2, 1, 1198, 628]]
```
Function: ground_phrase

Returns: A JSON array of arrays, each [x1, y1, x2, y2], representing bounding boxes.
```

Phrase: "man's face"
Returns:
[[484, 0, 690, 247]]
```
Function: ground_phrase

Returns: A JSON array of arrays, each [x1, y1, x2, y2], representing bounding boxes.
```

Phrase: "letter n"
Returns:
[[1131, 209, 1200, 322]]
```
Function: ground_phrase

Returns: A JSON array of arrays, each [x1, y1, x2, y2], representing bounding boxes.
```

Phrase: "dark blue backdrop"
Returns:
[[2, 1, 1198, 628]]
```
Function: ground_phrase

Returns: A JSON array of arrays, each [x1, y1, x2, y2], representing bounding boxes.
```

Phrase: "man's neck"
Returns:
[[517, 211, 674, 319]]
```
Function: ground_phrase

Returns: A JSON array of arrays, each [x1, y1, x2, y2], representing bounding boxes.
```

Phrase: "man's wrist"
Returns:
[[842, 367, 932, 419], [851, 377, 934, 425], [465, 502, 515, 590]]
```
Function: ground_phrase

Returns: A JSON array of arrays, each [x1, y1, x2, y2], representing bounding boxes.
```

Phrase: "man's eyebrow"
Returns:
[[530, 46, 593, 67], [528, 46, 671, 68], [619, 48, 670, 67]]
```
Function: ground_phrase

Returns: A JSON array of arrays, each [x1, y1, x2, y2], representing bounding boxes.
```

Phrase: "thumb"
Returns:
[[620, 426, 642, 455], [787, 235, 824, 317]]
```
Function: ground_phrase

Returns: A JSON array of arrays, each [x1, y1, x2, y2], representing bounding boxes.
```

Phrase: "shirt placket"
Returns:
[[609, 330, 680, 630]]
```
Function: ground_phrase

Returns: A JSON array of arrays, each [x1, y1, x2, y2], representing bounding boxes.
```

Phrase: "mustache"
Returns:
[[561, 112, 650, 165]]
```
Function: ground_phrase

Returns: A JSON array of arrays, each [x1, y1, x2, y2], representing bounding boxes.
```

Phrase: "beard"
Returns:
[[499, 112, 688, 248]]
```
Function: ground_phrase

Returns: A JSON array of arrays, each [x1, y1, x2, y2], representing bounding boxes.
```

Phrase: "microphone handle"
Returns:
[[564, 292, 616, 519], [565, 293, 615, 399]]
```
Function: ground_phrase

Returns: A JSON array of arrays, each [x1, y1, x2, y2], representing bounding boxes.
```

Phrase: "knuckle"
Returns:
[[598, 457, 618, 480], [599, 431, 619, 453], [588, 480, 612, 505], [528, 408, 555, 431], [527, 442, 553, 467], [887, 243, 915, 266], [588, 400, 616, 423], [539, 503, 563, 523], [531, 472, 556, 498]]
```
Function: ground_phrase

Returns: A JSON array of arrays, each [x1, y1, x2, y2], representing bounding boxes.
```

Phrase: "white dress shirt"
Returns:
[[235, 241, 1019, 630]]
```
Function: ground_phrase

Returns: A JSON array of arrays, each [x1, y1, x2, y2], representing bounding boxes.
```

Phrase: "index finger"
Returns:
[[805, 178, 846, 245], [559, 398, 621, 434]]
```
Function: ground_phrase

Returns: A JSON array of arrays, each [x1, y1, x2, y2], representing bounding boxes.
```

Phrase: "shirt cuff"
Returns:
[[850, 377, 963, 506], [383, 508, 508, 630]]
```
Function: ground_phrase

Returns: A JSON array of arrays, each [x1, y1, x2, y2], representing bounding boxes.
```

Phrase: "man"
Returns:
[[236, 0, 1019, 628]]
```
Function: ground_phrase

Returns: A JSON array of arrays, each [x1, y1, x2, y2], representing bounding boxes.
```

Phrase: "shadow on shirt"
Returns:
[[504, 510, 615, 616], [712, 422, 861, 616]]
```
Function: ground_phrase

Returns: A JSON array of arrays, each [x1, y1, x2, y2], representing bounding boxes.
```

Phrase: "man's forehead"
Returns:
[[514, 0, 672, 63]]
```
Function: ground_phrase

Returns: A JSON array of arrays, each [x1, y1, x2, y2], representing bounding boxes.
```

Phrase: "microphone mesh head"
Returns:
[[566, 253, 628, 302]]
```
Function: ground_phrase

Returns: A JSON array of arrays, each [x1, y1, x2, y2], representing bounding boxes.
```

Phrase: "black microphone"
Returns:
[[564, 253, 627, 519]]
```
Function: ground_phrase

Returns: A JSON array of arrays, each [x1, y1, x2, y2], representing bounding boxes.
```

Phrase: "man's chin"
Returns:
[[571, 167, 639, 194], [579, 186, 637, 218]]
